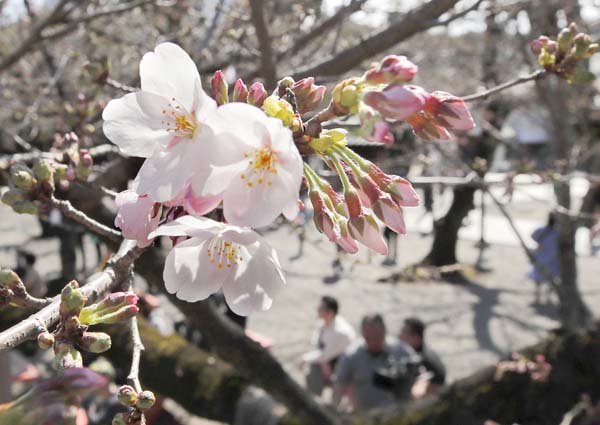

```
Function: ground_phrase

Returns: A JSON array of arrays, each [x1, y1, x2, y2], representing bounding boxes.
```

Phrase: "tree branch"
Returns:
[[461, 70, 547, 102], [0, 241, 142, 351], [283, 0, 367, 60], [292, 0, 461, 79], [248, 0, 277, 88], [0, 0, 73, 72], [49, 195, 122, 243]]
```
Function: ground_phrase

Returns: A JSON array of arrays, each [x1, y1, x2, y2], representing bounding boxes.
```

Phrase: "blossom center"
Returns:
[[206, 237, 244, 269], [162, 98, 198, 139], [240, 147, 279, 188]]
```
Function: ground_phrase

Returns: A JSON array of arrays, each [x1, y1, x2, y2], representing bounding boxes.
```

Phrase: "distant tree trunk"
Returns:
[[424, 186, 475, 266], [529, 3, 592, 330], [423, 4, 499, 268]]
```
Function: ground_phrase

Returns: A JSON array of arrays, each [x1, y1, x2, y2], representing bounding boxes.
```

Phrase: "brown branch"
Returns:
[[49, 195, 122, 243], [38, 0, 159, 47], [461, 70, 547, 102], [0, 0, 73, 72], [292, 0, 461, 79], [426, 0, 485, 29], [0, 144, 121, 170], [248, 0, 277, 88], [0, 241, 142, 351], [283, 0, 367, 60]]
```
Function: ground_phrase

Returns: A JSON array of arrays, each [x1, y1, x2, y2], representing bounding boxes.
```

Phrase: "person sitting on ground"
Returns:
[[301, 296, 356, 396], [332, 314, 419, 411], [527, 213, 560, 303], [399, 317, 446, 398]]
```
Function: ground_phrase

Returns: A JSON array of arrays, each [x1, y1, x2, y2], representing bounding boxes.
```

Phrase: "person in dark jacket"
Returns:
[[399, 317, 446, 398]]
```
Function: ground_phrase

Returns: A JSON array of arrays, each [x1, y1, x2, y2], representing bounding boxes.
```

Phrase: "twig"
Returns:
[[426, 0, 485, 28], [0, 144, 121, 171], [49, 195, 121, 243], [38, 0, 159, 47], [461, 70, 547, 102], [292, 0, 461, 79], [249, 0, 277, 88], [0, 241, 142, 351], [126, 273, 145, 394], [0, 0, 73, 72]]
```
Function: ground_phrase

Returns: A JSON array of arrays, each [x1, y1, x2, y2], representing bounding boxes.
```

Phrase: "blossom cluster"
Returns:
[[102, 43, 475, 315], [104, 43, 298, 315]]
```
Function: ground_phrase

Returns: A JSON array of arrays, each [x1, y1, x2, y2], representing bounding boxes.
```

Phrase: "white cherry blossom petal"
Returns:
[[102, 91, 173, 157], [223, 240, 285, 315], [149, 216, 222, 239], [163, 238, 228, 301], [140, 42, 202, 112]]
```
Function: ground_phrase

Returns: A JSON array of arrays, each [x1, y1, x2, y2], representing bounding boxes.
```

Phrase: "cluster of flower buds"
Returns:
[[39, 283, 139, 370], [113, 386, 156, 424], [531, 23, 599, 84], [2, 131, 97, 217], [494, 352, 552, 383], [211, 70, 268, 107], [1, 158, 55, 215], [53, 132, 94, 187], [329, 55, 475, 142], [305, 133, 420, 255]]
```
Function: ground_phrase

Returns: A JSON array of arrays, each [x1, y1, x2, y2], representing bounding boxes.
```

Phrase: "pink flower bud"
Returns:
[[292, 77, 326, 114], [425, 91, 475, 131], [530, 35, 550, 54], [247, 82, 268, 107], [309, 189, 340, 240], [232, 78, 249, 102], [211, 70, 229, 105], [364, 55, 418, 84], [363, 84, 427, 121]]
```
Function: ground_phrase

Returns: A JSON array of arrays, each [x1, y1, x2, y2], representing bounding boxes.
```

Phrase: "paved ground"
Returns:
[[1, 177, 599, 423]]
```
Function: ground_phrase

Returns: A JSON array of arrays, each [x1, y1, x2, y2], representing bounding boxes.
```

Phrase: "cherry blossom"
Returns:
[[149, 216, 285, 315], [102, 43, 225, 202], [192, 103, 303, 228]]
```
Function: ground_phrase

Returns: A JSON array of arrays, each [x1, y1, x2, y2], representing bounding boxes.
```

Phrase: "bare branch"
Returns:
[[292, 0, 461, 79], [0, 241, 142, 351], [248, 0, 277, 88], [49, 195, 122, 243], [39, 0, 159, 46], [282, 0, 367, 60], [0, 0, 73, 72], [426, 0, 485, 29], [461, 70, 547, 102]]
